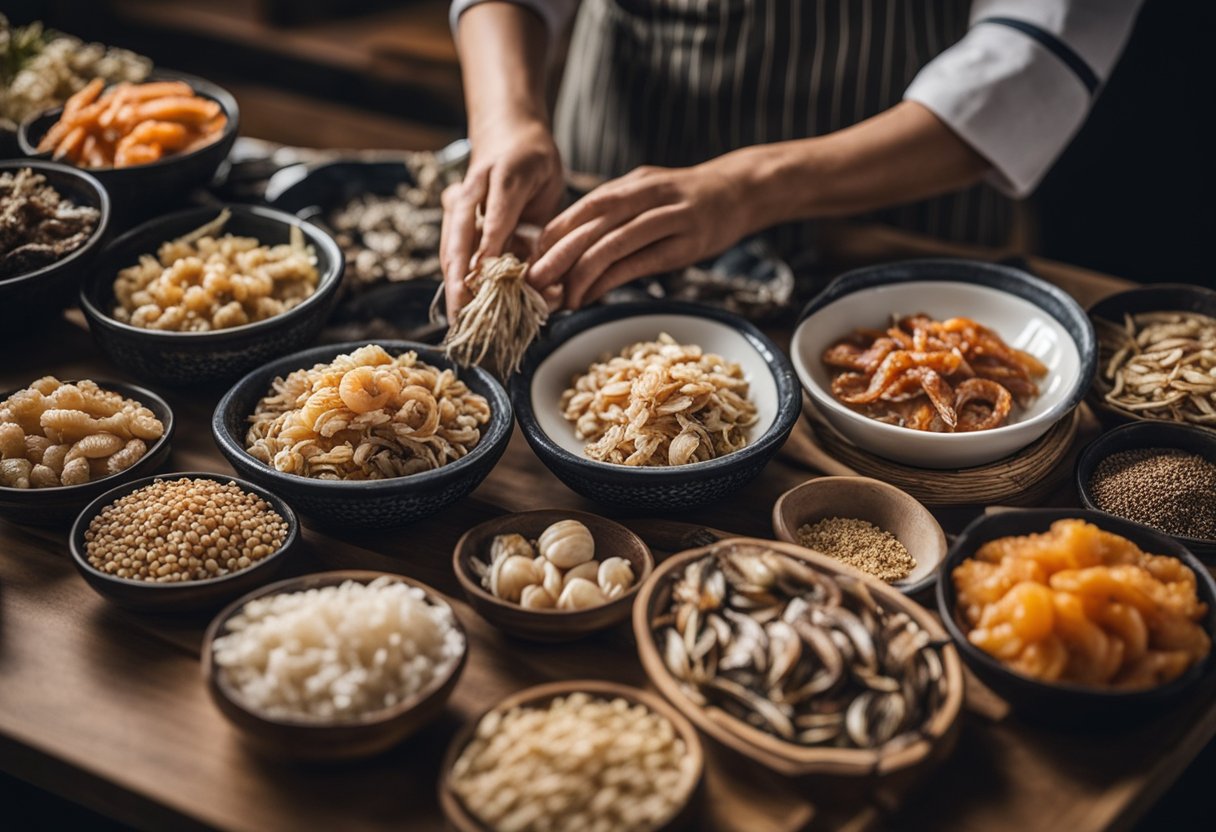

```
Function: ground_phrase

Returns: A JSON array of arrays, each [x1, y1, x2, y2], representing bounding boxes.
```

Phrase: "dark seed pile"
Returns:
[[1090, 448, 1216, 539]]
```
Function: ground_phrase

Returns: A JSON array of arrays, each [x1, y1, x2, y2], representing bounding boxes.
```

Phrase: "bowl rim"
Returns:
[[1074, 421, 1216, 549], [0, 159, 111, 287], [632, 536, 964, 778], [211, 339, 514, 492], [935, 507, 1216, 700], [791, 258, 1096, 445], [438, 678, 704, 832], [263, 158, 418, 212], [770, 475, 948, 596], [79, 203, 343, 343], [67, 470, 299, 591], [202, 569, 467, 730], [452, 508, 655, 620], [17, 69, 240, 174], [0, 378, 174, 496], [509, 299, 802, 480]]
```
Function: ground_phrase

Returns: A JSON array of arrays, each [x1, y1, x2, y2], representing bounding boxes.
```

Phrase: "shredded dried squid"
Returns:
[[561, 333, 758, 466]]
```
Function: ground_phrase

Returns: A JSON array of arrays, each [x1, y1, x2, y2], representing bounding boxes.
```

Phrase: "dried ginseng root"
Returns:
[[432, 254, 548, 377]]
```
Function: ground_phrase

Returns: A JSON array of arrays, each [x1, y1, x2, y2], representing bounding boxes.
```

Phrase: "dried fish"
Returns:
[[652, 542, 947, 750]]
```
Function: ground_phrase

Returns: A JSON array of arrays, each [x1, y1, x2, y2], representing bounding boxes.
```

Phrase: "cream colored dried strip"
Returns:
[[1097, 312, 1216, 424]]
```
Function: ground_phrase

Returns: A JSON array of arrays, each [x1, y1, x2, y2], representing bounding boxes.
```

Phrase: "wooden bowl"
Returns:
[[202, 570, 467, 761], [771, 476, 948, 596], [438, 679, 703, 832], [453, 509, 654, 641], [68, 472, 297, 613], [633, 537, 965, 779]]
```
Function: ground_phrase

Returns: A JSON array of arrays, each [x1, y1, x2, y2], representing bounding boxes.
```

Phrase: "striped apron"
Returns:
[[553, 0, 1014, 257]]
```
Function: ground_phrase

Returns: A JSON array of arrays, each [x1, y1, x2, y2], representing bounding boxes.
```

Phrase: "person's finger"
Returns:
[[444, 269, 474, 323], [441, 175, 488, 319], [528, 211, 630, 289], [536, 173, 668, 258], [563, 205, 685, 308], [575, 236, 690, 308], [477, 166, 532, 260]]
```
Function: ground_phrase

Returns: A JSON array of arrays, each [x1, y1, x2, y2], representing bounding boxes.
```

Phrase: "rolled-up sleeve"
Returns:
[[450, 0, 580, 47], [905, 0, 1144, 197]]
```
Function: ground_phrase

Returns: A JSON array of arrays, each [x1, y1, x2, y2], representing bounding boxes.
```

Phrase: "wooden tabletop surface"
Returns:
[[2, 234, 1211, 832]]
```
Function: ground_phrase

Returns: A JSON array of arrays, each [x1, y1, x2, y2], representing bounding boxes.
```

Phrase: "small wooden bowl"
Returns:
[[438, 679, 703, 832], [634, 537, 965, 779], [68, 472, 297, 613], [452, 509, 654, 641], [771, 476, 948, 596], [203, 570, 468, 761]]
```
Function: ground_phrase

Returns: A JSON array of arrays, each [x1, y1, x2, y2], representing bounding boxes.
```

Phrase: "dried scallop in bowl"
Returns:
[[560, 333, 758, 466]]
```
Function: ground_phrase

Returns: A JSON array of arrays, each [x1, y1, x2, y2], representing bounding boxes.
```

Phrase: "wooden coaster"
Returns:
[[787, 402, 1087, 508]]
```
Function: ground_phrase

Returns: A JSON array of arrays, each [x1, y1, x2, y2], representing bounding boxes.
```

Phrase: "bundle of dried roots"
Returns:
[[432, 254, 548, 377]]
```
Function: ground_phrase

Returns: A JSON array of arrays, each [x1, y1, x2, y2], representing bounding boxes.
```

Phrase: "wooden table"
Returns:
[[1, 238, 1211, 832]]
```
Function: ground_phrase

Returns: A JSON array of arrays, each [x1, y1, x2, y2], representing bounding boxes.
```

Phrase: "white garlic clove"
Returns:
[[491, 554, 541, 603], [597, 556, 635, 594], [470, 556, 492, 589], [520, 585, 556, 610], [542, 559, 564, 600], [563, 560, 599, 589], [557, 577, 607, 611], [538, 519, 595, 569], [490, 533, 535, 566]]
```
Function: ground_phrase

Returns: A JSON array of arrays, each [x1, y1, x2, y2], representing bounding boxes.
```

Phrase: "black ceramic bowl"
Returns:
[[68, 471, 298, 613], [211, 340, 513, 528], [0, 160, 111, 334], [80, 204, 344, 385], [937, 508, 1216, 720], [510, 301, 801, 510], [0, 379, 173, 526], [18, 70, 239, 220], [1076, 421, 1216, 559], [1088, 283, 1216, 430]]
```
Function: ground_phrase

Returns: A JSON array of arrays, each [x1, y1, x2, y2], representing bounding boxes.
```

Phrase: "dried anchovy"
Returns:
[[0, 167, 100, 278], [653, 543, 947, 750], [431, 254, 548, 378], [1097, 312, 1216, 425]]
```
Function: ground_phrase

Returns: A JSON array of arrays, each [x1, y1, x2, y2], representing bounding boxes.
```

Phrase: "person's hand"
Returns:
[[439, 116, 564, 320], [527, 155, 760, 309]]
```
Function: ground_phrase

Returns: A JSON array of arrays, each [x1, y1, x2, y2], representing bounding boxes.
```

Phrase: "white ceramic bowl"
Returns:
[[791, 260, 1095, 469]]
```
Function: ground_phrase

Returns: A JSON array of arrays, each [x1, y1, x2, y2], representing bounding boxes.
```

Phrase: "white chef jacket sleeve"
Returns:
[[904, 0, 1144, 197], [449, 0, 580, 49]]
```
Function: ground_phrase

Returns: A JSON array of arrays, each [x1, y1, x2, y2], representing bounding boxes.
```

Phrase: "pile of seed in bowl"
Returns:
[[450, 691, 695, 832], [1089, 448, 1216, 539], [796, 517, 916, 582], [83, 477, 288, 582]]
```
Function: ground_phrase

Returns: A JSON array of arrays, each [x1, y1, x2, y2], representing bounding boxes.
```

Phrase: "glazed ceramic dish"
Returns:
[[511, 301, 801, 509], [81, 204, 344, 385], [937, 508, 1216, 719], [791, 259, 1095, 469], [211, 340, 512, 528]]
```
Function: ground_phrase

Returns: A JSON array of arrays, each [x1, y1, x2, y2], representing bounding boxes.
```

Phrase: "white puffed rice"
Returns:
[[450, 692, 696, 832], [212, 577, 463, 721]]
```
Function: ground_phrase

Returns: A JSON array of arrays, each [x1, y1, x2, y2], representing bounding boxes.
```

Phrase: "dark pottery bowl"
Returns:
[[203, 570, 466, 761], [1087, 283, 1216, 431], [0, 379, 173, 525], [18, 70, 239, 222], [68, 471, 298, 612], [80, 204, 344, 385], [936, 508, 1216, 720], [1076, 421, 1216, 559], [510, 301, 801, 510], [791, 258, 1096, 469], [211, 340, 512, 528], [0, 160, 111, 335]]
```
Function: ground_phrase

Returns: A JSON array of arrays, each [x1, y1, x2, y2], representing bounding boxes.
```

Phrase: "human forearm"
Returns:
[[730, 101, 991, 233], [457, 2, 552, 139]]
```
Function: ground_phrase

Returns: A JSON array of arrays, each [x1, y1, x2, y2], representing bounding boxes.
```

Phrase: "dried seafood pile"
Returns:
[[1096, 311, 1216, 425], [561, 333, 758, 466], [653, 543, 948, 750], [434, 253, 548, 378], [823, 314, 1047, 432], [0, 167, 100, 278]]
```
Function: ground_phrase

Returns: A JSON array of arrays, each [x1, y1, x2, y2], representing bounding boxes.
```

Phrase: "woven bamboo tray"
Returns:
[[784, 400, 1093, 507]]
